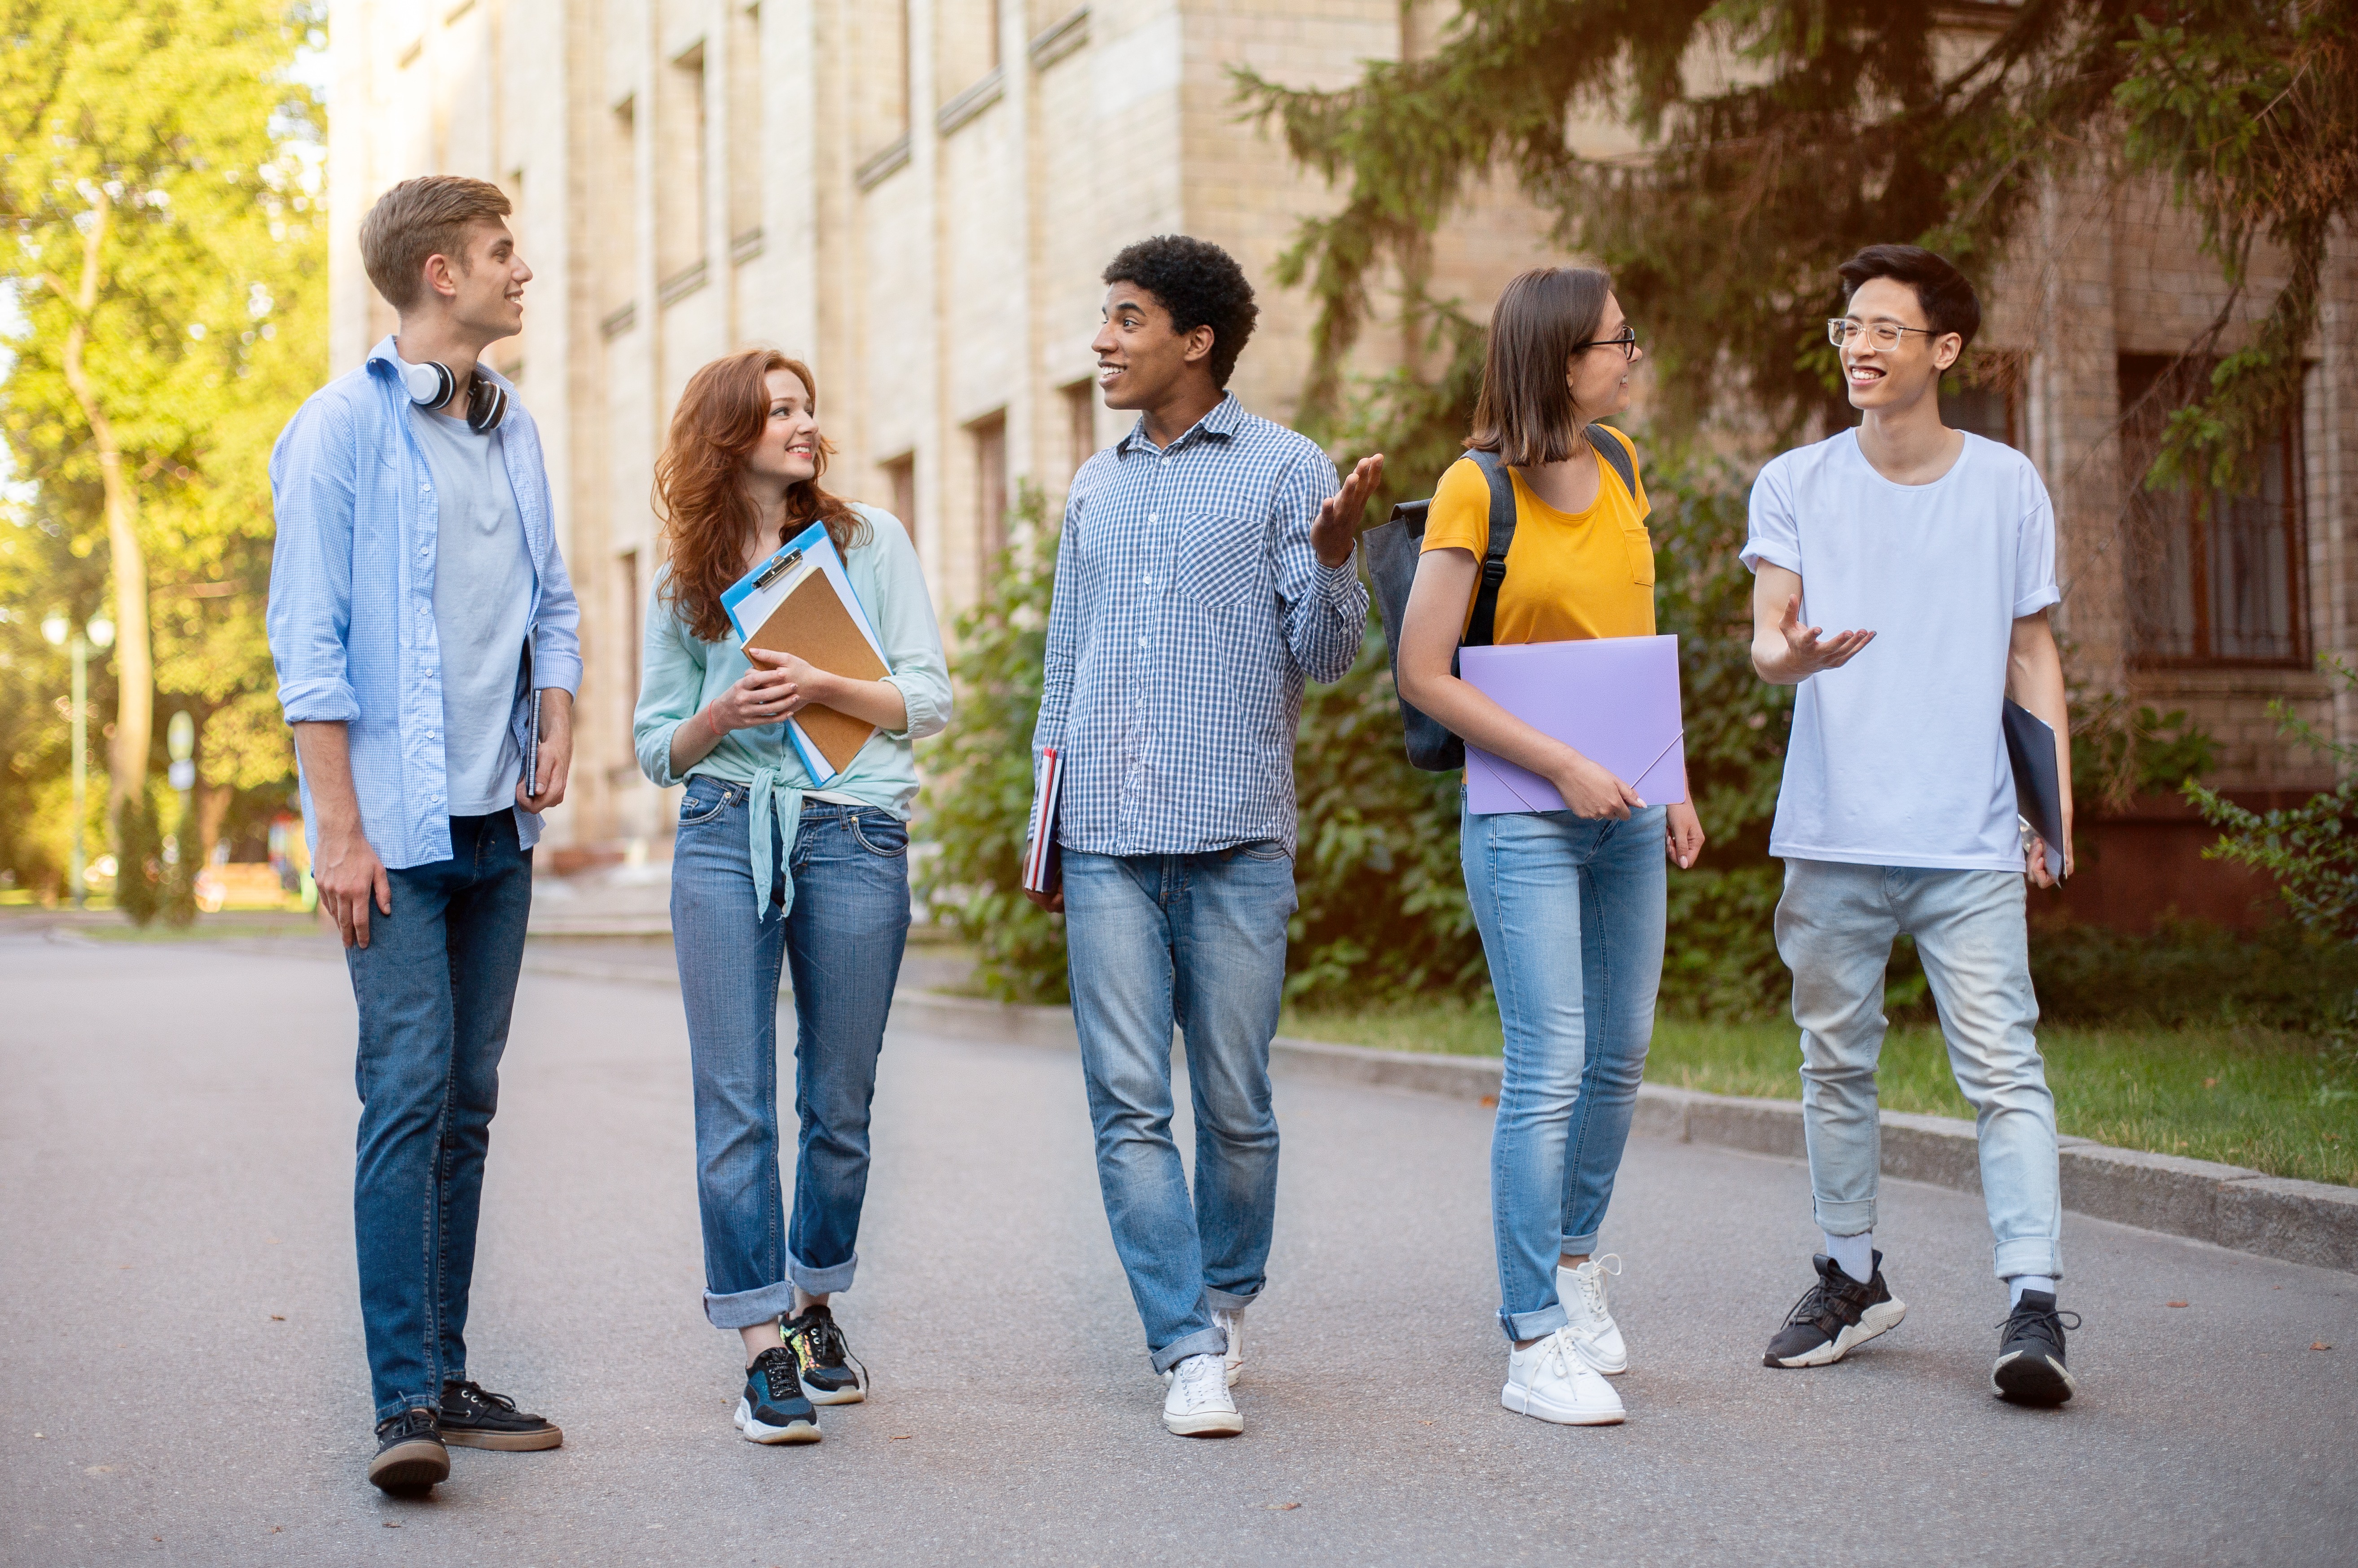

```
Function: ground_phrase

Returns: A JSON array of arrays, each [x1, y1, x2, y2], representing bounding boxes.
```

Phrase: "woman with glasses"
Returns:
[[1394, 267, 1706, 1427], [634, 348, 951, 1445]]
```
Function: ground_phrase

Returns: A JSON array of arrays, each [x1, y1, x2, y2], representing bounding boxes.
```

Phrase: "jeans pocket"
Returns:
[[678, 781, 732, 827], [846, 811, 909, 858], [1234, 839, 1292, 863]]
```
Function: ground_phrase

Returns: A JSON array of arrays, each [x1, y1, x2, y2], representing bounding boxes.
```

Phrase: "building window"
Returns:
[[619, 548, 642, 702], [1944, 350, 2022, 448], [971, 412, 1008, 579], [1063, 379, 1096, 482], [884, 454, 918, 554], [2119, 354, 2305, 666], [727, 4, 763, 257], [600, 97, 639, 326], [657, 44, 708, 289]]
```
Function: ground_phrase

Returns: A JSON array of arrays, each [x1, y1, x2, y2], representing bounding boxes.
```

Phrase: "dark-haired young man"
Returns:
[[1741, 243, 2079, 1405], [269, 175, 578, 1489], [1028, 235, 1382, 1437]]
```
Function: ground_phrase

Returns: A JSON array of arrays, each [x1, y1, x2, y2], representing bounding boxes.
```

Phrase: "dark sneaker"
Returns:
[[369, 1407, 449, 1493], [735, 1345, 821, 1444], [1992, 1290, 2080, 1406], [783, 1304, 868, 1405], [1763, 1252, 1908, 1368], [439, 1380, 564, 1450]]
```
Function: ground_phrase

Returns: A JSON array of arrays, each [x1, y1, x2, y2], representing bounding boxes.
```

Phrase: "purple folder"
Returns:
[[1458, 635, 1687, 815]]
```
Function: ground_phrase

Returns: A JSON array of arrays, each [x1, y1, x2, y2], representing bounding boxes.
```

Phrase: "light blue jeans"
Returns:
[[669, 778, 912, 1330], [1775, 859, 2062, 1281], [1463, 802, 1667, 1343], [1062, 844, 1296, 1373]]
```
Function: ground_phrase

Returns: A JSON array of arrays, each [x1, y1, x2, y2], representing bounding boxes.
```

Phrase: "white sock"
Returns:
[[2009, 1275, 2057, 1305], [1823, 1230, 1875, 1286]]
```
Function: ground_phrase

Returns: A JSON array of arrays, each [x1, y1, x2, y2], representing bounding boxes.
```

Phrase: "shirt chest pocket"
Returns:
[[1622, 524, 1656, 587], [1175, 513, 1270, 611]]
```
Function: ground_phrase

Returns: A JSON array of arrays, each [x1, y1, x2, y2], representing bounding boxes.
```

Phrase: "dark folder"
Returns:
[[2002, 699, 2066, 880]]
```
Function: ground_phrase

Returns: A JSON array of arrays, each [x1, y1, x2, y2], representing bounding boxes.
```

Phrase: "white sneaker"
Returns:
[[1162, 1352, 1243, 1437], [1557, 1254, 1628, 1375], [1502, 1327, 1626, 1426], [1212, 1305, 1245, 1387]]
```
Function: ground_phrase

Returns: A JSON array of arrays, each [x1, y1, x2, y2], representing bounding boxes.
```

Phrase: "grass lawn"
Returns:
[[1280, 1000, 2358, 1189]]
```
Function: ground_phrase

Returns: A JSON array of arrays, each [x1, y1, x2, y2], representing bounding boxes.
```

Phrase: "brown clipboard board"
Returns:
[[744, 569, 890, 774]]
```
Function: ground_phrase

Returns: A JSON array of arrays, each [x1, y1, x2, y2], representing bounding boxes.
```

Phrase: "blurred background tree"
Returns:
[[0, 0, 327, 903]]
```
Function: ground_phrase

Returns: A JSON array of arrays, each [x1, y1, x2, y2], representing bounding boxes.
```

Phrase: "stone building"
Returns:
[[325, 0, 2352, 923]]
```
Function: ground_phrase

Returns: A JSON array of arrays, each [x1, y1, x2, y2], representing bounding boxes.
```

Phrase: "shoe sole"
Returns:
[[802, 1379, 865, 1406], [368, 1439, 450, 1492], [1164, 1410, 1243, 1437], [1991, 1350, 2076, 1406], [441, 1424, 563, 1451], [734, 1397, 822, 1445], [1500, 1384, 1625, 1426], [1765, 1299, 1907, 1368]]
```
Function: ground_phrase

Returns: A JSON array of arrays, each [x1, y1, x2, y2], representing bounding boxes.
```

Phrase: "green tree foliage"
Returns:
[[1237, 0, 2356, 487], [0, 0, 326, 896]]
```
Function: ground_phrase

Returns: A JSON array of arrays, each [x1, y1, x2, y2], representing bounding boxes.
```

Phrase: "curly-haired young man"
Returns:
[[1028, 235, 1383, 1436]]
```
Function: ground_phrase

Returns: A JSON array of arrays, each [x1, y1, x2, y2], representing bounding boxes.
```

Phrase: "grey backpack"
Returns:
[[1361, 428, 1638, 771]]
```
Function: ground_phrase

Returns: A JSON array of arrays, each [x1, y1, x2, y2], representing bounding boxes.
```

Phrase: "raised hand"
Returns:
[[1311, 453, 1386, 568], [1777, 594, 1875, 677]]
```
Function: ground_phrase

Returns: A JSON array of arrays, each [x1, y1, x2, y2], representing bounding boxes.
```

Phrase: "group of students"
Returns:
[[268, 175, 2079, 1494]]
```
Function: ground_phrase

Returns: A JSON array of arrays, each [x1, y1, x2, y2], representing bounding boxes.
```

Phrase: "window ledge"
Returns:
[[658, 260, 708, 307], [937, 68, 1004, 137], [599, 302, 637, 339], [730, 227, 764, 265], [1028, 7, 1089, 69], [855, 134, 911, 192]]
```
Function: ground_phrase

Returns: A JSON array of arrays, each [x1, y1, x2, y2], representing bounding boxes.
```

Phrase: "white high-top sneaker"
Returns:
[[1162, 1352, 1243, 1437], [1212, 1305, 1245, 1387], [1557, 1254, 1628, 1375], [1502, 1326, 1626, 1426]]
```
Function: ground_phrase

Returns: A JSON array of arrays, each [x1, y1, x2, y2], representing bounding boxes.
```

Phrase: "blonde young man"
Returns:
[[268, 176, 580, 1490]]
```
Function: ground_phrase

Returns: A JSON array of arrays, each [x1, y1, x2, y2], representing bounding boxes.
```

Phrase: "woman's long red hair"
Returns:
[[654, 348, 869, 644]]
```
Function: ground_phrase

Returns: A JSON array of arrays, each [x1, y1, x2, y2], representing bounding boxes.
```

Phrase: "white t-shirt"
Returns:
[[409, 406, 536, 817], [1741, 429, 2059, 871]]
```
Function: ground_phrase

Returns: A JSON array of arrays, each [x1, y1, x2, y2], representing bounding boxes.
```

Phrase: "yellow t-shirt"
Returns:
[[1417, 428, 1655, 644]]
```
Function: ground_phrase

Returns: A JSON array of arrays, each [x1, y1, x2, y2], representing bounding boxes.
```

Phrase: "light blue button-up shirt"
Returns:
[[267, 338, 583, 870]]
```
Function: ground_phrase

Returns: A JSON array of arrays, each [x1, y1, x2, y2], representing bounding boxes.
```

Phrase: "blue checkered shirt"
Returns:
[[1032, 394, 1369, 856]]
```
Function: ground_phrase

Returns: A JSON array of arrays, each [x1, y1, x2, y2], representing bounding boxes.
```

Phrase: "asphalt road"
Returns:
[[4, 927, 2354, 1567]]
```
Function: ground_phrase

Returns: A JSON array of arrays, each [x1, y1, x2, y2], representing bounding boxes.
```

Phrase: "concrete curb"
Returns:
[[887, 991, 2358, 1275]]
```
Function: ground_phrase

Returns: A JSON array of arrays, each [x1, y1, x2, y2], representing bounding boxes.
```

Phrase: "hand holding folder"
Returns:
[[721, 521, 892, 786]]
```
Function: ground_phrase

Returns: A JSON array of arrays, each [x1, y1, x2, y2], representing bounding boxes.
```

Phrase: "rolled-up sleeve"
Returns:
[[1273, 452, 1368, 685], [633, 571, 704, 789], [869, 511, 952, 742], [267, 396, 362, 723]]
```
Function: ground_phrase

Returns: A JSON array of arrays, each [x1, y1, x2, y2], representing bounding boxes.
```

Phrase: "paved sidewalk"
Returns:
[[3, 933, 2353, 1566]]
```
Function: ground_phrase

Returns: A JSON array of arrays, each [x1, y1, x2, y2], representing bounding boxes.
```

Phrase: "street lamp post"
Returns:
[[41, 612, 114, 909]]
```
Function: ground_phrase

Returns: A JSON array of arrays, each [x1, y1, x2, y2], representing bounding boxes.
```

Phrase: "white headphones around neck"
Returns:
[[399, 356, 509, 434]]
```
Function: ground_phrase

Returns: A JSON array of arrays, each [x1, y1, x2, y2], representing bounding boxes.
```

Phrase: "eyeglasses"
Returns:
[[1572, 325, 1640, 360], [1827, 318, 1944, 351]]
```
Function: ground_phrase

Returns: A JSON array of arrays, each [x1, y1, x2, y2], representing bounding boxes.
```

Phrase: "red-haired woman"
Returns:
[[633, 348, 950, 1445]]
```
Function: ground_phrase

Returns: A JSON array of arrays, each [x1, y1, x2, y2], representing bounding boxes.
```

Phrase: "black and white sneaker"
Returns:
[[439, 1380, 563, 1450], [1763, 1252, 1908, 1368], [782, 1304, 867, 1405], [1992, 1290, 2080, 1406], [368, 1407, 449, 1493], [735, 1345, 822, 1444]]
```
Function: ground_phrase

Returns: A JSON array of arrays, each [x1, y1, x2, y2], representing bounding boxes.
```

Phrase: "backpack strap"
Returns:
[[1587, 422, 1638, 500], [1460, 449, 1518, 648]]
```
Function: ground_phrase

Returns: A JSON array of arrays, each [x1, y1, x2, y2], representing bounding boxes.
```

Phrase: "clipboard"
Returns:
[[721, 521, 892, 786]]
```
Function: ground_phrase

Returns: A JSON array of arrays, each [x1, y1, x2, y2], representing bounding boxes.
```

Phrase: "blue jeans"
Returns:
[[345, 812, 533, 1422], [670, 779, 911, 1330], [1775, 859, 2062, 1281], [1463, 802, 1666, 1343], [1062, 845, 1295, 1373]]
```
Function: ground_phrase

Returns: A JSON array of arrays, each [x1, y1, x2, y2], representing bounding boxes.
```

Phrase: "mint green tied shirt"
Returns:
[[632, 505, 952, 918]]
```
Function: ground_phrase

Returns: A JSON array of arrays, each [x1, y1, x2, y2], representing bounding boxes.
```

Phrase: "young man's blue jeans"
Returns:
[[1462, 803, 1666, 1344], [668, 780, 911, 1330], [1775, 858, 2063, 1282], [1061, 844, 1295, 1374], [345, 811, 532, 1423]]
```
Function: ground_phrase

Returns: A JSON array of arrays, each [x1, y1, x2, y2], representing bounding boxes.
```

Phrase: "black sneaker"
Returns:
[[1992, 1290, 2080, 1406], [1763, 1252, 1909, 1368], [735, 1345, 821, 1444], [368, 1407, 449, 1493], [439, 1380, 564, 1450], [782, 1304, 868, 1405]]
